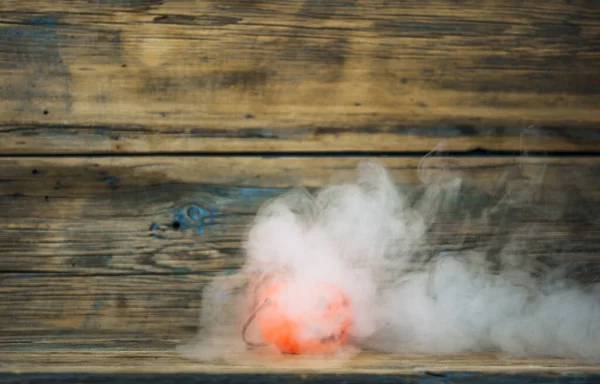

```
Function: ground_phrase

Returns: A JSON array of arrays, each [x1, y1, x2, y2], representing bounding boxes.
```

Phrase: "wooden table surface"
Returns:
[[1, 0, 600, 382]]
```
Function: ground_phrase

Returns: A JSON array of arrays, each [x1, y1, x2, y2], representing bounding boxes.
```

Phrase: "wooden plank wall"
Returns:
[[1, 0, 600, 153], [1, 0, 600, 382]]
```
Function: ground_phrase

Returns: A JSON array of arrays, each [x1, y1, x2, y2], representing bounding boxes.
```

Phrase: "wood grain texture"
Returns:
[[1, 0, 600, 153], [4, 373, 600, 384], [2, 373, 600, 384], [1, 156, 599, 360], [2, 351, 600, 376]]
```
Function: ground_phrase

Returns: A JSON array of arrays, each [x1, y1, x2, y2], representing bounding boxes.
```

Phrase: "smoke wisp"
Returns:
[[179, 155, 600, 365]]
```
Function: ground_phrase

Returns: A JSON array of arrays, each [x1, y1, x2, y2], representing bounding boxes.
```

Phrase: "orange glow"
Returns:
[[256, 281, 352, 354]]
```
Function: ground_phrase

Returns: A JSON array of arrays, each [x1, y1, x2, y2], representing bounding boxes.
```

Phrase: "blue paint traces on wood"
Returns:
[[92, 298, 104, 310], [209, 206, 218, 226], [1, 28, 57, 40], [103, 176, 120, 190], [238, 187, 282, 199], [1, 14, 60, 40], [169, 188, 282, 237], [103, 176, 120, 185], [172, 208, 190, 230], [82, 297, 105, 328], [0, 15, 72, 113], [193, 185, 282, 199], [4, 273, 51, 279], [187, 206, 205, 221], [173, 267, 190, 274], [172, 204, 218, 235], [25, 16, 60, 27], [100, 255, 112, 266]]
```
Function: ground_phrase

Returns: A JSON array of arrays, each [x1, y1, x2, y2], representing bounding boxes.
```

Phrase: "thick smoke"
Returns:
[[179, 155, 600, 365]]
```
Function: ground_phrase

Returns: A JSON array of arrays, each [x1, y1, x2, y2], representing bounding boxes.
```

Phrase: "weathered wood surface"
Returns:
[[1, 156, 599, 362], [1, 0, 600, 153], [2, 351, 600, 376], [2, 374, 600, 384], [2, 373, 600, 384], [3, 373, 597, 384]]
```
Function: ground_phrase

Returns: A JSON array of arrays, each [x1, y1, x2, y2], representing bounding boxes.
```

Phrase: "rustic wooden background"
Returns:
[[1, 0, 600, 382]]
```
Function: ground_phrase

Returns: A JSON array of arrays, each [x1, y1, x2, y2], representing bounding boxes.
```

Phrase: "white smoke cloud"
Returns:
[[179, 156, 600, 366]]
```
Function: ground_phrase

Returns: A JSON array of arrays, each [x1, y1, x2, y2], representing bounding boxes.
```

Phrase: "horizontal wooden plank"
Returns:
[[3, 373, 600, 384], [4, 374, 600, 384], [2, 351, 600, 375], [1, 155, 599, 357], [1, 0, 600, 153], [0, 274, 208, 340], [1, 156, 599, 274]]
